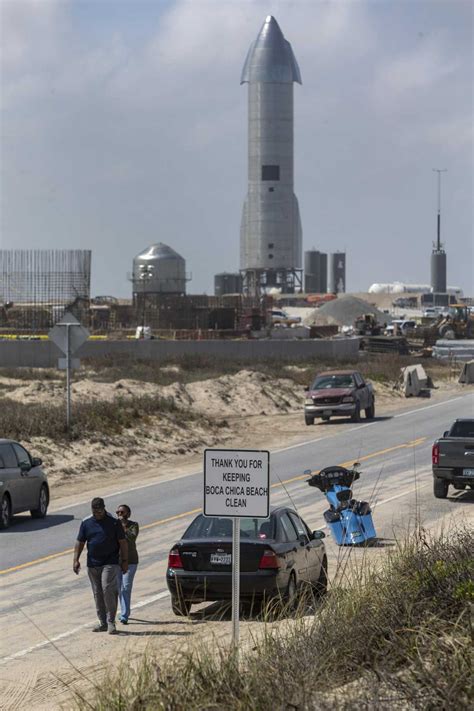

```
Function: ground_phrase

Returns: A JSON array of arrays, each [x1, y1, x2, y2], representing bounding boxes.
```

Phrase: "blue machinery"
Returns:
[[306, 465, 377, 546]]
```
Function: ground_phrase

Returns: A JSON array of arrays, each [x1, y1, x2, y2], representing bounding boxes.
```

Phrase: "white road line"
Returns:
[[372, 482, 428, 509], [393, 395, 470, 419], [0, 591, 170, 665], [51, 393, 472, 514]]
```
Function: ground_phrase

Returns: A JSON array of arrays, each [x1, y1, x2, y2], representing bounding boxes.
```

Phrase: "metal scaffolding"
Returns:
[[0, 249, 91, 331]]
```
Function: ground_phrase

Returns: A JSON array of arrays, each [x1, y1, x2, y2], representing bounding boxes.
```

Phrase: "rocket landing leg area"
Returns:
[[240, 268, 303, 297]]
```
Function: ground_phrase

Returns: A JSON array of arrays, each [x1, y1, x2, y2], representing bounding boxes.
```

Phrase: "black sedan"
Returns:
[[166, 507, 327, 616]]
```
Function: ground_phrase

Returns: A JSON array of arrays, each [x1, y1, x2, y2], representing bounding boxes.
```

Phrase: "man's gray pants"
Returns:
[[87, 565, 119, 624]]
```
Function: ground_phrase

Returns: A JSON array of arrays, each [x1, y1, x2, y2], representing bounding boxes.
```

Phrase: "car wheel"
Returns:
[[171, 594, 191, 617], [351, 405, 361, 422], [31, 485, 49, 519], [0, 494, 11, 530], [305, 415, 314, 426], [365, 401, 375, 419], [286, 573, 298, 611], [314, 556, 328, 597], [433, 478, 449, 499]]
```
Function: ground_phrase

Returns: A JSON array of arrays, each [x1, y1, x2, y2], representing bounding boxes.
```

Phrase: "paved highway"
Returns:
[[1, 392, 472, 574], [0, 391, 472, 709]]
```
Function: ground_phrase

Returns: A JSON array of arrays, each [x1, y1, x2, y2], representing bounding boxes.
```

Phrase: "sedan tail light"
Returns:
[[168, 548, 183, 569], [432, 444, 440, 465], [259, 548, 280, 570]]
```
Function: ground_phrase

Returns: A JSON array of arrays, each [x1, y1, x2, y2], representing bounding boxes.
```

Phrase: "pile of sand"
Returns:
[[3, 371, 305, 417], [304, 295, 392, 328]]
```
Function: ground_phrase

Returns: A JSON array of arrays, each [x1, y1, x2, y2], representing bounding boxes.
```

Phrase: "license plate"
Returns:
[[462, 468, 474, 477], [210, 553, 231, 565], [323, 409, 332, 416]]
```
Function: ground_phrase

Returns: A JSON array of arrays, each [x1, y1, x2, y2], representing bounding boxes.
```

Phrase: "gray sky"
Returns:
[[1, 0, 473, 297]]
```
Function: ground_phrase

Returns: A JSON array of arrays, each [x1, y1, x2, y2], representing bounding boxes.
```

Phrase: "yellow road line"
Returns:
[[273, 437, 427, 486], [140, 508, 202, 531], [0, 508, 203, 576], [0, 437, 426, 576], [0, 547, 76, 575]]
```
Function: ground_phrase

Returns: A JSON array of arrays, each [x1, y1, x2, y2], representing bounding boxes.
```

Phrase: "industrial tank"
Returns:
[[132, 243, 186, 294], [328, 252, 346, 294], [431, 250, 447, 293], [304, 250, 327, 293], [368, 283, 431, 294], [214, 272, 242, 296]]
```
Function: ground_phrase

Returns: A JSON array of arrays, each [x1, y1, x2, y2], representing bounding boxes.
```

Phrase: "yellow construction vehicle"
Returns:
[[353, 313, 382, 336], [424, 305, 474, 342]]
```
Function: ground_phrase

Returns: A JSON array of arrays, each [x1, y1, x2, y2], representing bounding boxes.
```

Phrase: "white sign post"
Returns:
[[204, 448, 270, 656], [48, 312, 89, 429]]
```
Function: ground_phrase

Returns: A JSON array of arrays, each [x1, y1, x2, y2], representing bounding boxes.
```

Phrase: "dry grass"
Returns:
[[77, 353, 451, 387], [0, 395, 211, 441], [0, 353, 452, 391], [81, 526, 473, 710]]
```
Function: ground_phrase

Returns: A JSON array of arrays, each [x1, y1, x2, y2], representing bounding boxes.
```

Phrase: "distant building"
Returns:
[[214, 272, 242, 296]]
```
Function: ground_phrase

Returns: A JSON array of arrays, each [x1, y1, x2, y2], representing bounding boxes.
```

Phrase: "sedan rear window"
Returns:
[[183, 515, 273, 539], [312, 374, 355, 390]]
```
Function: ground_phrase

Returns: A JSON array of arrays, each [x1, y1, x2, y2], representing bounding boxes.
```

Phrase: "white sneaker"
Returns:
[[107, 622, 118, 635]]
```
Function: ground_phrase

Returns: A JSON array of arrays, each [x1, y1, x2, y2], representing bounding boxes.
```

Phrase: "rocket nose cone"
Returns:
[[259, 15, 284, 43], [240, 15, 302, 84]]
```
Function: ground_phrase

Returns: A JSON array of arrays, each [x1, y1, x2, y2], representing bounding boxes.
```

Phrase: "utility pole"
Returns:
[[432, 168, 447, 250]]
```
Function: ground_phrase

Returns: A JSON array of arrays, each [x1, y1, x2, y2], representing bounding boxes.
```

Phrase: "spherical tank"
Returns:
[[133, 243, 186, 294]]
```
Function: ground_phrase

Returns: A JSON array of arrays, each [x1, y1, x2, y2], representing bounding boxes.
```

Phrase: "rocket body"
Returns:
[[240, 16, 302, 283]]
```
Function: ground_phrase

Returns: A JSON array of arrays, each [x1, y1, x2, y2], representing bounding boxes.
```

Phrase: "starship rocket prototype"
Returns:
[[240, 16, 302, 295]]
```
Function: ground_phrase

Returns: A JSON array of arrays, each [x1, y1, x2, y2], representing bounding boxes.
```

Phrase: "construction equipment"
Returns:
[[353, 313, 382, 336], [422, 305, 474, 344]]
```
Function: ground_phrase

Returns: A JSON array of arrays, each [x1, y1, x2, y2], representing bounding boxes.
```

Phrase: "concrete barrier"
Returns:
[[0, 337, 360, 368]]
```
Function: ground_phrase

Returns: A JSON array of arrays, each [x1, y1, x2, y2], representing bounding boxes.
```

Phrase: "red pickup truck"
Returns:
[[304, 370, 375, 425]]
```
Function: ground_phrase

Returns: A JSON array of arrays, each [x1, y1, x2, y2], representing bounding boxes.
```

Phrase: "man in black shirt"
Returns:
[[73, 497, 128, 634]]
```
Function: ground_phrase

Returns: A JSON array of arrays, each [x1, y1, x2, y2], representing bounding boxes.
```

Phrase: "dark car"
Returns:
[[0, 439, 49, 529], [432, 418, 474, 498], [304, 370, 375, 425], [166, 507, 327, 616]]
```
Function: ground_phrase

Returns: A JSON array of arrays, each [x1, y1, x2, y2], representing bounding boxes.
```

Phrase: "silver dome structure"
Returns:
[[132, 243, 186, 295]]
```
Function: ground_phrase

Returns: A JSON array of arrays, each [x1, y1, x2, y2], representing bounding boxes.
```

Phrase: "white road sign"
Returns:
[[48, 312, 89, 355], [204, 449, 270, 518]]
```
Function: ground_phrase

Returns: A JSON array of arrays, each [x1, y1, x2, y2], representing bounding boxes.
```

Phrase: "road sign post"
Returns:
[[203, 449, 270, 657], [48, 313, 89, 430], [66, 324, 71, 429], [232, 517, 240, 650]]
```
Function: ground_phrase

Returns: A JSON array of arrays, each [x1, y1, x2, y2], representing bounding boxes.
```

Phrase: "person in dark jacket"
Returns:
[[73, 497, 128, 634], [115, 504, 139, 624]]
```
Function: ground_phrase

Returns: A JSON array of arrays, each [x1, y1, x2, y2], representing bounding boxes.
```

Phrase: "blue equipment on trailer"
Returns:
[[306, 464, 377, 546]]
